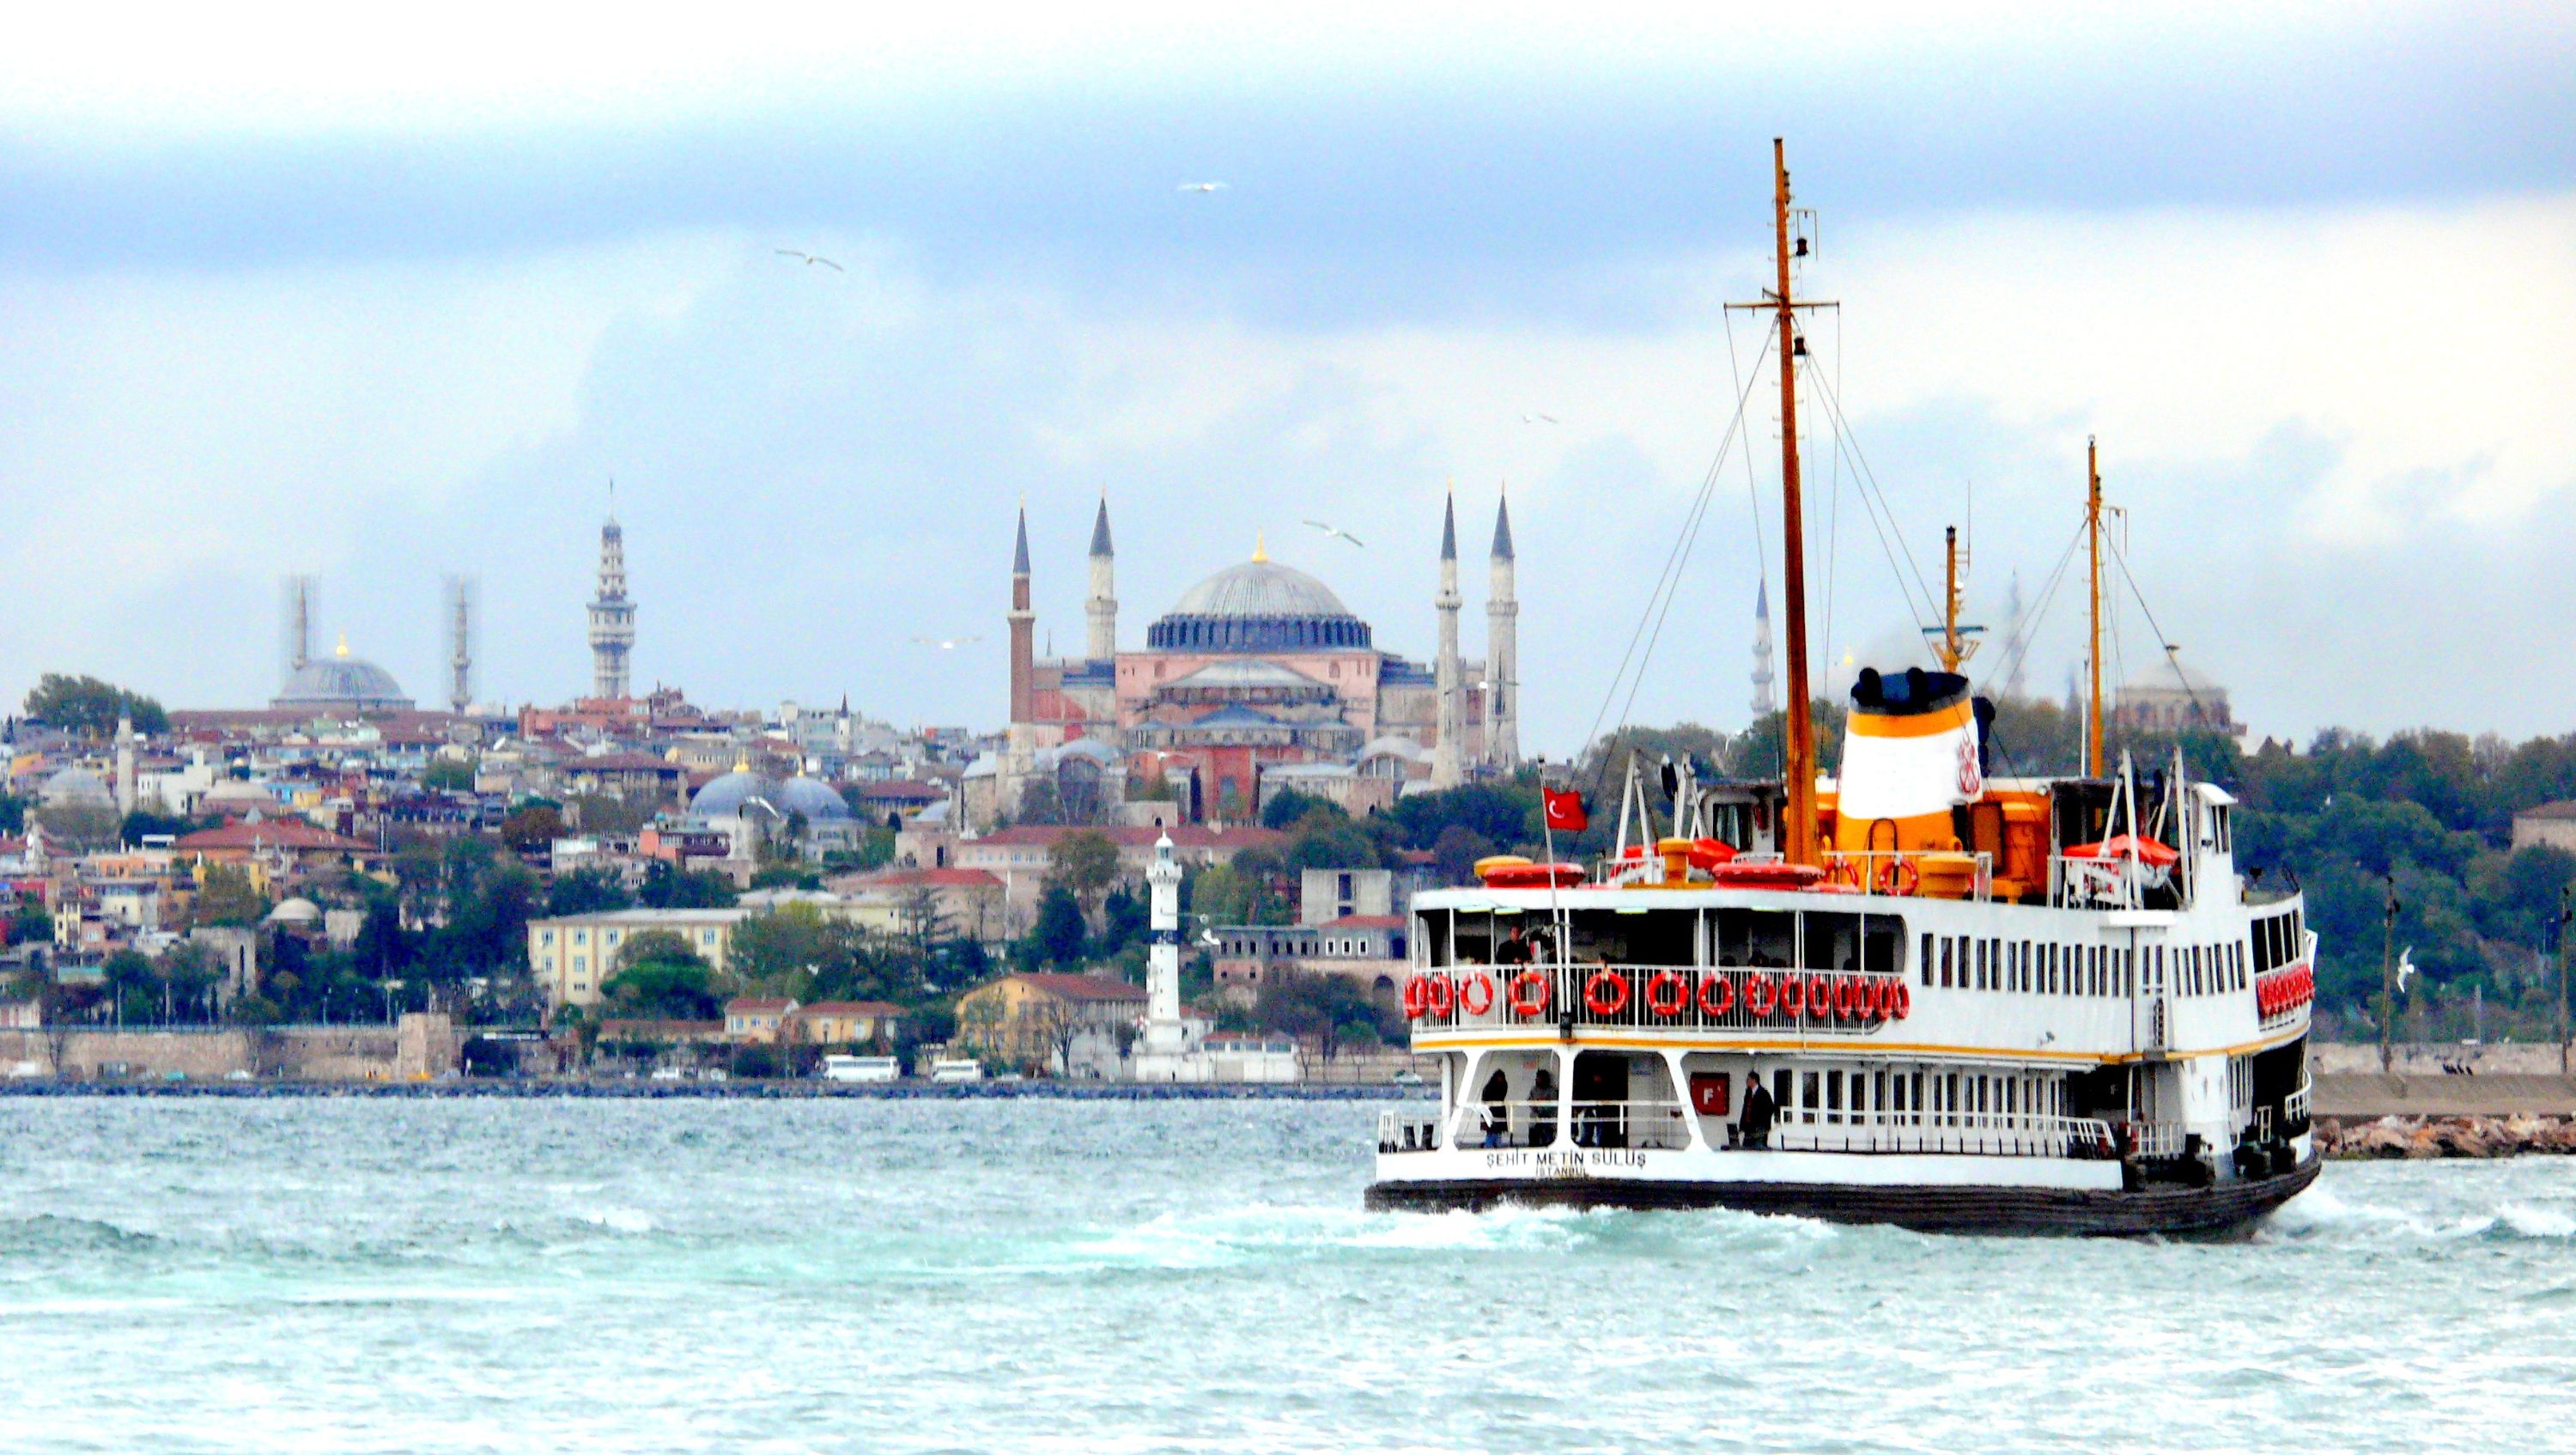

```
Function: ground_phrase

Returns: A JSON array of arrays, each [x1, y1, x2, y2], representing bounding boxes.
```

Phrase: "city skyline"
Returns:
[[3, 5, 2572, 751]]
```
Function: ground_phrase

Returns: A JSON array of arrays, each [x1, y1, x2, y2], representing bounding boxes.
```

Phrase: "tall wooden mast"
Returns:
[[2086, 438, 2105, 777], [1935, 527, 1965, 672], [1771, 137, 1818, 866]]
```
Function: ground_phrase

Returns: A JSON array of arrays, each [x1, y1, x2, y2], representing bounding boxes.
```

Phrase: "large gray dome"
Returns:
[[775, 776, 853, 820], [689, 770, 775, 819], [40, 767, 113, 807], [1149, 555, 1371, 653], [273, 644, 412, 713]]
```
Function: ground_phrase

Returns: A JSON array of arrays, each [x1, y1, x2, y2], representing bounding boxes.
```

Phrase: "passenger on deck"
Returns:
[[1480, 1069, 1510, 1148], [1530, 1066, 1558, 1148], [1496, 928, 1533, 967], [1741, 1069, 1777, 1150]]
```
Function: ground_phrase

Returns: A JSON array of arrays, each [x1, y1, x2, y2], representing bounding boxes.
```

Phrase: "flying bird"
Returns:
[[1522, 412, 1558, 424], [913, 635, 983, 650], [2396, 948, 2415, 993], [1177, 181, 1229, 193], [1301, 519, 1365, 548], [775, 249, 845, 271]]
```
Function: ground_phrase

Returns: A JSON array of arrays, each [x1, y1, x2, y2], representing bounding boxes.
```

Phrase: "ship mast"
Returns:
[[1934, 526, 1967, 672], [1771, 138, 1819, 866], [2086, 438, 2105, 778]]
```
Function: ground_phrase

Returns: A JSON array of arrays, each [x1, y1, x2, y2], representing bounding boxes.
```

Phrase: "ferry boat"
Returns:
[[1365, 143, 2318, 1235]]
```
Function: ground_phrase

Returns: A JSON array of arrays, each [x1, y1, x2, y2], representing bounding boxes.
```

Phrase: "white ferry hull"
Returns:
[[1365, 1155, 2320, 1237]]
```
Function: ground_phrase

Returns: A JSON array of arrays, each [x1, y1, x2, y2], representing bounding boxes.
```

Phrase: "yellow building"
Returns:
[[954, 971, 1145, 1076], [527, 909, 750, 1011]]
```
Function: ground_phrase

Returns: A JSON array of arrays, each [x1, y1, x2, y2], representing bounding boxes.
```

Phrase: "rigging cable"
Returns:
[[1801, 359, 1942, 639]]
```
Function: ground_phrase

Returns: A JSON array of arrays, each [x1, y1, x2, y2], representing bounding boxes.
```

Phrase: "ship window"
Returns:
[[1911, 1072, 1925, 1117], [1873, 1070, 1887, 1117], [2004, 939, 2020, 992], [1864, 918, 1901, 977], [1773, 1069, 1791, 1115], [1716, 910, 1795, 969], [1938, 938, 1954, 988], [1920, 932, 1935, 984], [1799, 1071, 1819, 1117], [1802, 911, 1859, 971], [1825, 1069, 1843, 1123], [2041, 945, 2056, 995]]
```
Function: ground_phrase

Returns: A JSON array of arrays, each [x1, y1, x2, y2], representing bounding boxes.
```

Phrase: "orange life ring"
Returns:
[[1832, 978, 1857, 1020], [1826, 856, 1864, 889], [1872, 978, 1896, 1020], [1508, 970, 1551, 1018], [1745, 973, 1777, 1017], [1875, 857, 1921, 896], [1645, 970, 1692, 1018], [1807, 977, 1833, 1017], [1777, 977, 1807, 1018], [1458, 972, 1496, 1017], [1423, 974, 1454, 1019], [1698, 972, 1735, 1017], [1583, 971, 1630, 1017], [1402, 977, 1428, 1020]]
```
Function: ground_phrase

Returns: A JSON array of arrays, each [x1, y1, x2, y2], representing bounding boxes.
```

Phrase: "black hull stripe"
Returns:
[[1363, 1160, 2321, 1238]]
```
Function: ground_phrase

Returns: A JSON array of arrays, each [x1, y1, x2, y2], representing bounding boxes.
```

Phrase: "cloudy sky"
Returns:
[[3, 3, 2571, 755]]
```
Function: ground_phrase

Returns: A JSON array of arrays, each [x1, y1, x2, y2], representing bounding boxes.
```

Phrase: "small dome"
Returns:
[[265, 897, 322, 925], [690, 770, 775, 819], [774, 776, 853, 820], [40, 767, 113, 807], [274, 640, 412, 713]]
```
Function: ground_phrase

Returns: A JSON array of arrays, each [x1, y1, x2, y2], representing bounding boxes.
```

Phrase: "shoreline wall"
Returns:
[[0, 1014, 459, 1083]]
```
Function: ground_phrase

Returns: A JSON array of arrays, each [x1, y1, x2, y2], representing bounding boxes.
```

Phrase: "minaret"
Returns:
[[1431, 491, 1464, 788], [587, 502, 635, 701], [1146, 833, 1182, 1027], [1008, 505, 1036, 724], [445, 574, 476, 715], [1484, 492, 1521, 770], [1085, 495, 1117, 661], [1751, 581, 1777, 716], [113, 713, 137, 817]]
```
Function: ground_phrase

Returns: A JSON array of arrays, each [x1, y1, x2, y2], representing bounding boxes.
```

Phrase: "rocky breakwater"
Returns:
[[2316, 1114, 2576, 1160]]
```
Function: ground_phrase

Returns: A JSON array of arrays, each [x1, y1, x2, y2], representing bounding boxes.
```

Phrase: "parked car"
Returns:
[[927, 1058, 984, 1084]]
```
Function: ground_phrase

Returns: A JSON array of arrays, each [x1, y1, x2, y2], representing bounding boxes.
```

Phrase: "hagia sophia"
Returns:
[[965, 493, 1522, 829]]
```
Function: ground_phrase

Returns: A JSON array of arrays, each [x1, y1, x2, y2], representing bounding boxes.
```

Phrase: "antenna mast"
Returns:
[[2087, 439, 2105, 777], [1771, 139, 1818, 865]]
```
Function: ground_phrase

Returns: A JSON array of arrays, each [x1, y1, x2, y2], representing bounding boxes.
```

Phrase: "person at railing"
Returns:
[[1479, 1069, 1510, 1148], [1496, 926, 1534, 968], [1740, 1070, 1777, 1149], [1529, 1065, 1558, 1148]]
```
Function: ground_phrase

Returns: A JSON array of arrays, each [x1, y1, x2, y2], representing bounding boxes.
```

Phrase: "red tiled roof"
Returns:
[[566, 753, 683, 773], [598, 1018, 725, 1040], [797, 1000, 903, 1017], [853, 780, 946, 801], [723, 997, 797, 1014], [1320, 915, 1406, 929], [854, 868, 1002, 889], [174, 821, 373, 853], [1008, 972, 1146, 1002]]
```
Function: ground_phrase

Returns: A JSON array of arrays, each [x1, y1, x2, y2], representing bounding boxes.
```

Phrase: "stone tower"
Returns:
[[1431, 491, 1465, 789], [1484, 492, 1520, 770], [113, 712, 137, 816], [587, 510, 635, 700], [1751, 580, 1777, 716], [1085, 496, 1117, 661], [1008, 505, 1036, 725]]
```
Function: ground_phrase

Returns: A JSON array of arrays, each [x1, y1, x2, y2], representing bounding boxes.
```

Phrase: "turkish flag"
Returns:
[[1542, 788, 1589, 834]]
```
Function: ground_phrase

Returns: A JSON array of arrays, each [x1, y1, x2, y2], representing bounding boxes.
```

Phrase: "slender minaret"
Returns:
[[1147, 833, 1182, 1027], [1008, 505, 1036, 725], [1085, 495, 1117, 661], [444, 574, 477, 715], [113, 713, 137, 816], [1431, 491, 1464, 788], [1484, 492, 1521, 770], [587, 502, 635, 701], [280, 574, 315, 688], [1751, 581, 1777, 716]]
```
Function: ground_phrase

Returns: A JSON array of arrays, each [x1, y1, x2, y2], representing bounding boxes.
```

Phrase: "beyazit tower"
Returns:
[[587, 505, 635, 700]]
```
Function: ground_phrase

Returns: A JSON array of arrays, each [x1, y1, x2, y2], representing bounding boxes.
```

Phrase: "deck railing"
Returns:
[[1765, 1108, 2118, 1160], [1408, 963, 1905, 1037]]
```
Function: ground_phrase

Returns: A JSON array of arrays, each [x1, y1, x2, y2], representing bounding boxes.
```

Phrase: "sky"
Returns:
[[3, 2, 2572, 757]]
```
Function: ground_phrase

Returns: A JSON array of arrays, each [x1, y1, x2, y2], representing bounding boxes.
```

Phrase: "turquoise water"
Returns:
[[2, 1098, 2571, 1453]]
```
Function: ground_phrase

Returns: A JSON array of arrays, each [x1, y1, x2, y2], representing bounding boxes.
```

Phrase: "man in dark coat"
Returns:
[[1740, 1068, 1777, 1149]]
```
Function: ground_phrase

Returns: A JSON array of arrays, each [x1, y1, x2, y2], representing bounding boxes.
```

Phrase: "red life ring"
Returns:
[[1507, 971, 1551, 1018], [1826, 857, 1864, 889], [1807, 977, 1834, 1017], [1423, 974, 1454, 1019], [1875, 857, 1921, 896], [1745, 973, 1777, 1017], [1645, 970, 1692, 1018], [1583, 971, 1630, 1017], [1832, 979, 1857, 1020], [1891, 983, 1911, 1020], [1871, 978, 1895, 1020], [1698, 972, 1735, 1017], [1458, 972, 1496, 1017], [1402, 977, 1428, 1020], [1777, 977, 1807, 1018]]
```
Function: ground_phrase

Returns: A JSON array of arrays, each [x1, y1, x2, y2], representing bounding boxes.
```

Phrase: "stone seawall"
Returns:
[[0, 1015, 459, 1083], [2316, 1114, 2576, 1160]]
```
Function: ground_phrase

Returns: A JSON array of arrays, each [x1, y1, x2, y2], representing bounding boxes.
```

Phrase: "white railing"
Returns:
[[2125, 1122, 2190, 1158], [1408, 964, 1906, 1036], [2284, 1081, 2312, 1125], [1379, 1099, 1696, 1154], [1377, 1109, 1443, 1154], [1765, 1109, 2119, 1160], [1589, 849, 1995, 901]]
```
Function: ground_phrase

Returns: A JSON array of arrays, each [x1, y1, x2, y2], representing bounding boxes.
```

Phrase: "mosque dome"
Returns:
[[1149, 547, 1372, 653], [273, 636, 413, 713], [265, 897, 323, 926], [40, 767, 113, 807], [774, 776, 854, 821], [689, 768, 775, 819]]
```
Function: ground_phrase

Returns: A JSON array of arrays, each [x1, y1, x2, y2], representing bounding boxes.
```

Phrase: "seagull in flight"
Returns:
[[1522, 411, 1558, 424], [1177, 181, 1229, 194], [775, 249, 845, 271], [912, 635, 983, 650], [1301, 519, 1365, 549]]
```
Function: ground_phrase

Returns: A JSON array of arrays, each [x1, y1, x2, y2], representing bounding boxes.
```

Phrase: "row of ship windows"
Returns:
[[1921, 935, 2251, 999], [1765, 1065, 2066, 1123]]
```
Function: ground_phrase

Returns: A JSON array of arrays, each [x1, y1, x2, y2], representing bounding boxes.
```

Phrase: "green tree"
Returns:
[[1261, 788, 1340, 831], [1048, 830, 1122, 928], [191, 864, 270, 927], [500, 805, 565, 852], [118, 808, 197, 845], [1024, 887, 1089, 968], [639, 861, 738, 909], [546, 867, 634, 916], [422, 757, 477, 792], [600, 959, 722, 1020], [22, 673, 167, 737]]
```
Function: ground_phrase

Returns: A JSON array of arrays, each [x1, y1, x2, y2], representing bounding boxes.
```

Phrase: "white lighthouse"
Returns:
[[1146, 831, 1183, 1027], [1127, 833, 1297, 1083]]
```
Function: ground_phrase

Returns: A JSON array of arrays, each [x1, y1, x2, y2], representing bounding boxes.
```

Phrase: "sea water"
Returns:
[[1, 1096, 2570, 1453]]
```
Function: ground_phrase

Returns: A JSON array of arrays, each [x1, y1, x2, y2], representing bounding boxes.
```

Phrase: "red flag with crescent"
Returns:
[[1542, 788, 1589, 834]]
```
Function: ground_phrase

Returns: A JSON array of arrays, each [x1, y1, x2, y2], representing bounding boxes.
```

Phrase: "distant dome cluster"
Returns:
[[688, 770, 852, 822]]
